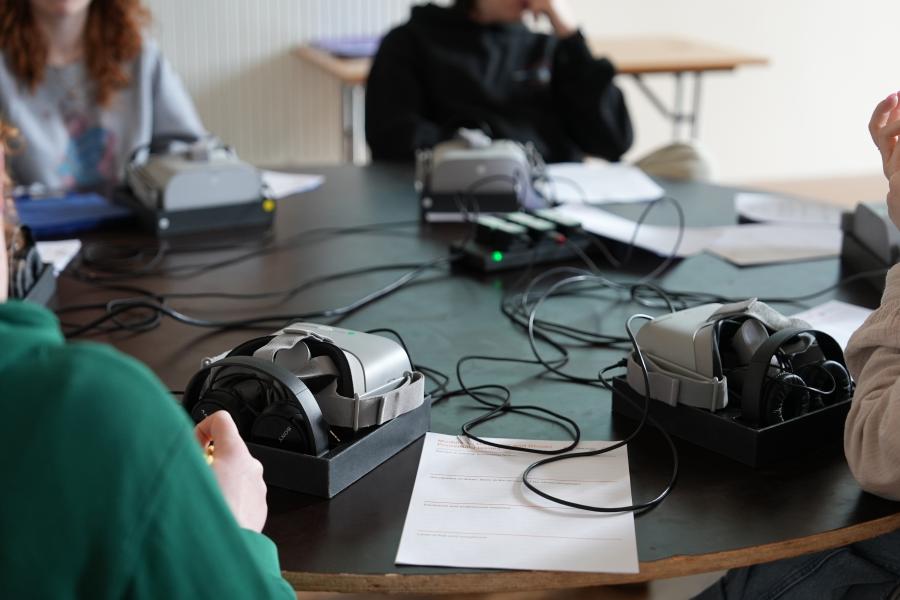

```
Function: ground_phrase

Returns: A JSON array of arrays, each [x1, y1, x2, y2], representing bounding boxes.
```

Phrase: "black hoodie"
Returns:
[[365, 4, 633, 163]]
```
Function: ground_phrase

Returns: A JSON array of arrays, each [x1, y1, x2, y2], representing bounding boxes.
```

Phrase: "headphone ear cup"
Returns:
[[799, 360, 853, 409], [762, 372, 810, 425], [251, 402, 317, 454], [183, 356, 331, 456], [189, 389, 249, 433]]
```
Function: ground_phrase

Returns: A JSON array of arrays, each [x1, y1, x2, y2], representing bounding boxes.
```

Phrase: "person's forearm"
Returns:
[[546, 10, 576, 38], [844, 264, 900, 500], [531, 0, 577, 38], [551, 35, 633, 160]]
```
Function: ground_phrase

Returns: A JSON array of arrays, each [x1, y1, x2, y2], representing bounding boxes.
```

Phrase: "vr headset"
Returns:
[[415, 128, 546, 222], [625, 299, 854, 428], [183, 323, 426, 456], [123, 134, 273, 236]]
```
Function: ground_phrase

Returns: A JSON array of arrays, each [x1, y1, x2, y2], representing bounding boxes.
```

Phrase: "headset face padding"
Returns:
[[183, 356, 331, 456]]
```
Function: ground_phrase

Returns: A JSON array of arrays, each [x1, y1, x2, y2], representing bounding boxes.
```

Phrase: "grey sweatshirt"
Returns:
[[0, 38, 204, 192], [844, 263, 900, 500]]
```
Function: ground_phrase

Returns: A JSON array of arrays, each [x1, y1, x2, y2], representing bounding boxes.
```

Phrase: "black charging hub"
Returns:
[[450, 210, 602, 272]]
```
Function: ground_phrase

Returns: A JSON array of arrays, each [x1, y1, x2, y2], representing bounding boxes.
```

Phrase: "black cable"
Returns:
[[419, 365, 451, 398], [627, 267, 891, 312], [62, 257, 450, 337], [73, 219, 421, 282], [521, 315, 679, 513], [442, 354, 581, 456], [60, 169, 496, 339], [496, 194, 688, 363]]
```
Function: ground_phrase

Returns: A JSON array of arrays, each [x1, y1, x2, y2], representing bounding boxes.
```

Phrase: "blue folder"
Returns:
[[14, 193, 134, 239], [311, 36, 381, 58]]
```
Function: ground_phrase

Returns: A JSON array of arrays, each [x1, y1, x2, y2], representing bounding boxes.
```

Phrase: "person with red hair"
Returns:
[[0, 0, 204, 193]]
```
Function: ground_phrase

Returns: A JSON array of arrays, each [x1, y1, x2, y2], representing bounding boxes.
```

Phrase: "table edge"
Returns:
[[281, 511, 900, 593], [292, 41, 769, 84]]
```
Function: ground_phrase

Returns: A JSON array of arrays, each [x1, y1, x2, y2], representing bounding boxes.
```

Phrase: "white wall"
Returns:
[[572, 0, 898, 182], [145, 0, 898, 183], [144, 0, 411, 165]]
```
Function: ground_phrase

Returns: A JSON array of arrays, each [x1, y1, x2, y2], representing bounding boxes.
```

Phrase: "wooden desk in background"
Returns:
[[294, 35, 768, 164], [747, 173, 887, 210]]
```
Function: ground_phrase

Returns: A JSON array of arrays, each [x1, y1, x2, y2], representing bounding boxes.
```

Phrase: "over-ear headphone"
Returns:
[[741, 327, 853, 427], [797, 360, 854, 410], [182, 324, 426, 456], [183, 355, 331, 456]]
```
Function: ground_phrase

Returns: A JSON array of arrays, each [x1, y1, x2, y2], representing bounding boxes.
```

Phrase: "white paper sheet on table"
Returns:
[[261, 170, 324, 199], [734, 193, 844, 227], [35, 239, 81, 275], [552, 203, 722, 257], [791, 300, 873, 349], [705, 224, 842, 266], [552, 204, 842, 265], [540, 162, 665, 204], [395, 433, 638, 574]]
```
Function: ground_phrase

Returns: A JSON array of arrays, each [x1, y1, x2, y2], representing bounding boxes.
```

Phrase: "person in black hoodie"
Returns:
[[365, 0, 633, 164]]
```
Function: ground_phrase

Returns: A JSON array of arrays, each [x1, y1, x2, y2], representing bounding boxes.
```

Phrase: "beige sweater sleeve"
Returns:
[[843, 264, 900, 501]]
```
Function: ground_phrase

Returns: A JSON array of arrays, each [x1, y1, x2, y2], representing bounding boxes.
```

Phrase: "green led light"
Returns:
[[491, 251, 504, 262]]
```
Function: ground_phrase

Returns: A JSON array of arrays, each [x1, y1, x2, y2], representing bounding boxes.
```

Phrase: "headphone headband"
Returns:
[[183, 355, 330, 455]]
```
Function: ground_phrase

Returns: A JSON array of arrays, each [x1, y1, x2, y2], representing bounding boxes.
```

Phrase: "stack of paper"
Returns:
[[551, 204, 843, 266], [35, 239, 82, 275], [791, 300, 873, 349], [539, 162, 665, 204], [261, 170, 324, 199], [735, 193, 844, 227]]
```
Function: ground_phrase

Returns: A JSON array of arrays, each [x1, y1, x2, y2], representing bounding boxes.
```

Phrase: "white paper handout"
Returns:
[[395, 433, 639, 573], [35, 239, 82, 275], [705, 224, 842, 266], [552, 203, 721, 258], [792, 300, 873, 349], [540, 162, 665, 204], [551, 204, 841, 266], [261, 170, 324, 199], [734, 193, 843, 227]]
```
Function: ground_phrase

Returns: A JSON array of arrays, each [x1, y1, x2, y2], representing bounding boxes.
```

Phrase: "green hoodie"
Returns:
[[0, 301, 294, 599]]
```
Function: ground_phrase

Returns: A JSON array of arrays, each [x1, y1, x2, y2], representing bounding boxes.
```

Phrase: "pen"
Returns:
[[205, 442, 215, 465]]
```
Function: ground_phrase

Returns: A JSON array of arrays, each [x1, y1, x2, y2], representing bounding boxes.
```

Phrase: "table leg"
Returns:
[[673, 71, 684, 140], [341, 84, 353, 163], [350, 84, 367, 165], [691, 72, 703, 139], [630, 72, 705, 142]]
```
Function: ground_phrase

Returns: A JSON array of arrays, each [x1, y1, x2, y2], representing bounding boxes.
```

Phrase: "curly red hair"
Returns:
[[0, 0, 149, 106]]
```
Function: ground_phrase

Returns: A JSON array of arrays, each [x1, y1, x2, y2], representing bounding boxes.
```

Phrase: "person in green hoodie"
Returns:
[[0, 128, 293, 598]]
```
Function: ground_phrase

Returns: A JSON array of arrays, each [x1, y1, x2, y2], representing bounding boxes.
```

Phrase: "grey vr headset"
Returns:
[[183, 323, 425, 456], [626, 299, 853, 428]]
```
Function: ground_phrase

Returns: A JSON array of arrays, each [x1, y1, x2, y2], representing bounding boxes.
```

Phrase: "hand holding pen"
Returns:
[[194, 411, 269, 533]]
